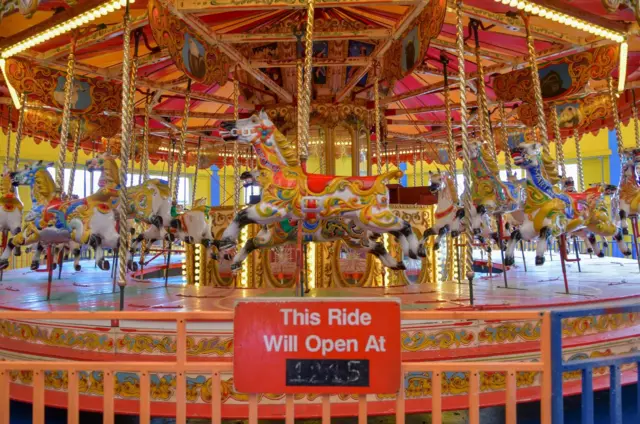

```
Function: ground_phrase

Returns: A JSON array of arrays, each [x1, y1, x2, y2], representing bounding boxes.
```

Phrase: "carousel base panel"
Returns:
[[0, 252, 639, 418]]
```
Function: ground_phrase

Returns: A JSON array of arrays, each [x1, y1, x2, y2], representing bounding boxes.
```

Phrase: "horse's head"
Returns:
[[561, 176, 576, 192], [428, 171, 445, 194], [589, 182, 617, 196], [468, 141, 483, 160], [510, 142, 541, 168], [240, 170, 260, 187], [10, 160, 52, 187], [221, 109, 274, 145]]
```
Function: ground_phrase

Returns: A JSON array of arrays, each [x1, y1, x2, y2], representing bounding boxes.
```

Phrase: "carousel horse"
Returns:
[[504, 142, 584, 266], [167, 198, 216, 259], [421, 170, 462, 251], [614, 148, 640, 235], [225, 169, 406, 272], [85, 153, 172, 270], [562, 177, 630, 258], [218, 110, 423, 262], [0, 171, 24, 269], [8, 161, 121, 271]]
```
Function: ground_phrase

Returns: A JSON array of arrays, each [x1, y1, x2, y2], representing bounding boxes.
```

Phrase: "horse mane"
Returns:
[[273, 128, 299, 167], [33, 168, 56, 204], [540, 150, 561, 185], [102, 157, 120, 186], [0, 173, 12, 196]]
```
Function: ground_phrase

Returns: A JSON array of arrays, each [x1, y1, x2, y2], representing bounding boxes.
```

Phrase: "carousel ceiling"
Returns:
[[1, 0, 640, 167]]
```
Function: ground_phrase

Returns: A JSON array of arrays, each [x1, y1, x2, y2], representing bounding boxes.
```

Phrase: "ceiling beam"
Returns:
[[249, 57, 369, 69], [219, 29, 391, 43], [531, 0, 627, 34], [177, 0, 416, 13], [335, 0, 430, 103], [158, 0, 293, 103]]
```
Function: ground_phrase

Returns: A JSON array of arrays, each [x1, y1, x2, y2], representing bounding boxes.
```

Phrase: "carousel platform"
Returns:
[[0, 253, 638, 418]]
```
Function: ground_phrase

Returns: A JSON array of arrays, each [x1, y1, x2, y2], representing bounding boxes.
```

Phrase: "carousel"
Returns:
[[0, 0, 640, 418]]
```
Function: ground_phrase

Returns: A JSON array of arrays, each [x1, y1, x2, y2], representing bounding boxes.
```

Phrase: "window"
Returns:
[[244, 185, 261, 204], [47, 167, 101, 197]]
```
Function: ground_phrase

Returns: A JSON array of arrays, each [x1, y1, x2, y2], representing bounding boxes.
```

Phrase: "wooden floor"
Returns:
[[1, 251, 640, 312]]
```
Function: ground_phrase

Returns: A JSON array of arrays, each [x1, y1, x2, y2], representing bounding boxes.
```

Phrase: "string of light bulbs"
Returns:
[[1, 0, 133, 60], [495, 0, 625, 43]]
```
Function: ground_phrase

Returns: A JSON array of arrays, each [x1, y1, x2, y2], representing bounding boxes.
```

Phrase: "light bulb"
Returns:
[[509, 0, 518, 6], [538, 9, 547, 17], [516, 1, 526, 10], [524, 4, 532, 12], [99, 6, 108, 15], [106, 4, 114, 12], [501, 0, 510, 4]]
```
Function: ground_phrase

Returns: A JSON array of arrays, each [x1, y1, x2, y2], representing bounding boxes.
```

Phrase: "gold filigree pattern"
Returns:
[[0, 320, 114, 352]]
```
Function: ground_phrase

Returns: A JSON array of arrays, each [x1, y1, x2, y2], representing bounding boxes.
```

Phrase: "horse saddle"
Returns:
[[306, 173, 380, 195]]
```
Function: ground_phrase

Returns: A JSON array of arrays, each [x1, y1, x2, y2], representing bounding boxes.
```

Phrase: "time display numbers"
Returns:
[[285, 359, 370, 387]]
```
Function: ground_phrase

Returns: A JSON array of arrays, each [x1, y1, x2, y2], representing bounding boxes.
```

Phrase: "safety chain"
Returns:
[[456, 0, 475, 294], [522, 13, 550, 155]]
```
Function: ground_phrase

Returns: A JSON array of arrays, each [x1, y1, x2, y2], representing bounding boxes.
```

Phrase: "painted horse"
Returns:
[[218, 110, 423, 262], [504, 142, 583, 266], [562, 177, 630, 257], [421, 171, 463, 251], [614, 148, 640, 235], [0, 171, 24, 269], [86, 153, 172, 269], [167, 198, 216, 259], [225, 169, 406, 272], [9, 161, 121, 270]]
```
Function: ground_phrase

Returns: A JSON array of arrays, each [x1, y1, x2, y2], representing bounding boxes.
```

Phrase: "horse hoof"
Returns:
[[597, 252, 605, 258], [74, 264, 82, 272], [451, 231, 460, 238], [504, 256, 514, 266], [230, 263, 241, 272], [603, 242, 609, 248], [210, 254, 219, 261], [52, 263, 57, 270], [168, 234, 176, 242], [587, 248, 594, 254], [395, 262, 407, 271], [624, 250, 633, 257], [12, 247, 20, 257], [0, 260, 9, 270], [433, 243, 440, 251], [30, 262, 39, 271], [485, 246, 491, 253], [623, 228, 630, 235], [127, 260, 138, 272], [98, 260, 110, 271], [417, 246, 427, 258], [535, 256, 545, 266]]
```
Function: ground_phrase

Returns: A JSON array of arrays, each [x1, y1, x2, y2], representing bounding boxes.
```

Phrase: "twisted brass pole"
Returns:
[[573, 128, 585, 191], [172, 80, 191, 204], [498, 101, 513, 176], [222, 145, 227, 204], [608, 77, 625, 163], [412, 147, 417, 187], [56, 34, 78, 193], [299, 0, 315, 162], [442, 55, 457, 196], [550, 104, 566, 178], [373, 74, 384, 175], [67, 122, 82, 196], [13, 95, 26, 172], [455, 0, 474, 302], [232, 78, 240, 214], [141, 97, 150, 182], [471, 21, 497, 162], [522, 13, 550, 155], [116, 3, 134, 293], [191, 137, 202, 207], [4, 105, 11, 172], [420, 144, 425, 186], [296, 60, 307, 161], [633, 90, 640, 148], [167, 139, 175, 197]]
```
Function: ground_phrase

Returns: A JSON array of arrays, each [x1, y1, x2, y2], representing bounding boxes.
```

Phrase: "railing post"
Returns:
[[550, 312, 564, 424], [540, 312, 552, 424], [609, 365, 622, 424], [0, 369, 9, 424], [176, 319, 187, 424], [581, 368, 593, 424]]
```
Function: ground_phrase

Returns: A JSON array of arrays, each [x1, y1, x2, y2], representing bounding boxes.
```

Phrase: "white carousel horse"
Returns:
[[562, 177, 630, 258], [0, 171, 24, 269], [167, 198, 216, 259], [8, 161, 122, 271], [85, 153, 172, 270], [614, 148, 640, 235], [225, 169, 406, 272], [218, 110, 423, 263], [421, 171, 462, 251], [504, 142, 583, 266]]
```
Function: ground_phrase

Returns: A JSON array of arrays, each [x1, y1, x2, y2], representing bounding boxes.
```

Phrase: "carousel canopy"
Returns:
[[1, 0, 640, 167]]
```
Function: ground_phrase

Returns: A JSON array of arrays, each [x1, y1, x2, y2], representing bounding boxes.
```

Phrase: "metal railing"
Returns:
[[550, 304, 640, 424], [0, 310, 552, 424]]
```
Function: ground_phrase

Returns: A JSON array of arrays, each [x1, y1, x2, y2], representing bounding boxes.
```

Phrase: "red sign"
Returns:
[[233, 298, 401, 394]]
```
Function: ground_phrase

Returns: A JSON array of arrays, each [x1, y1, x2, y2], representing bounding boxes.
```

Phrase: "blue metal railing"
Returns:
[[551, 304, 640, 424]]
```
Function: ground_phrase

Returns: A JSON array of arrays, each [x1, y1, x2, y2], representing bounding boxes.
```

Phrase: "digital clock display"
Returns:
[[285, 359, 370, 387]]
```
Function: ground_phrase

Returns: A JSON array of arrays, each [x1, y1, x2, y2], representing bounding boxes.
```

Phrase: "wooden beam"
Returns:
[[335, 0, 430, 103], [249, 56, 369, 68], [177, 0, 416, 13], [431, 38, 511, 65], [532, 0, 627, 34], [158, 0, 293, 103], [381, 81, 448, 106], [219, 29, 391, 43]]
